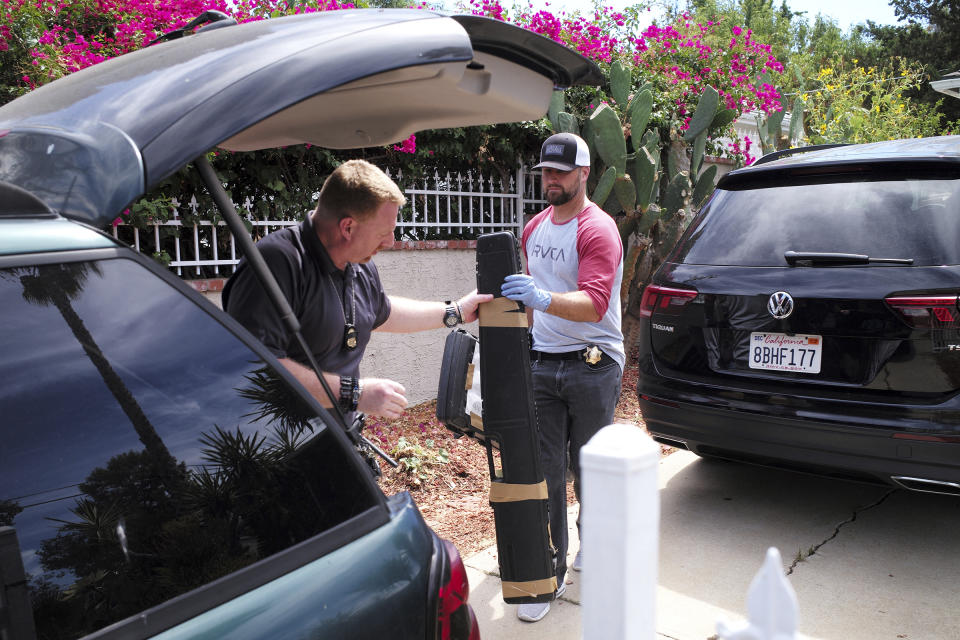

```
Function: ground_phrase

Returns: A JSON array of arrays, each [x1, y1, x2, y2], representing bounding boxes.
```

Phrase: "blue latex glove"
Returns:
[[501, 274, 552, 311]]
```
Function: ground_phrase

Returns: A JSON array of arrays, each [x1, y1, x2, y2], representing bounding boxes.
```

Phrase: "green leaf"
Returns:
[[793, 65, 804, 89], [757, 114, 770, 144], [557, 112, 579, 135], [589, 103, 627, 175], [691, 130, 706, 177], [610, 61, 631, 108], [633, 130, 659, 210], [710, 108, 737, 131], [591, 166, 617, 207], [662, 172, 691, 219], [636, 203, 661, 235], [548, 90, 565, 131], [614, 174, 636, 212], [630, 89, 653, 144], [683, 85, 719, 141], [692, 164, 718, 208], [581, 115, 596, 164], [789, 96, 805, 142], [767, 108, 786, 147]]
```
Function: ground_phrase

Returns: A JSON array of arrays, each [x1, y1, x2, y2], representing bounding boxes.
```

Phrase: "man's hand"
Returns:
[[358, 378, 407, 419], [457, 289, 494, 323], [501, 274, 552, 312]]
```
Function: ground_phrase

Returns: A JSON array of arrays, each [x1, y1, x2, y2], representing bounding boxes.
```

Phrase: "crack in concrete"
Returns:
[[786, 488, 898, 575]]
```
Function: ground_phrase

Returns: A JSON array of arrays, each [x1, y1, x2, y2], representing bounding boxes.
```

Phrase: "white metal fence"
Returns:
[[394, 166, 546, 241], [112, 166, 547, 278], [111, 111, 773, 278]]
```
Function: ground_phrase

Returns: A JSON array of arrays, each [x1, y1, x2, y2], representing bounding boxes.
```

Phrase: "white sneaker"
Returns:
[[572, 551, 582, 572], [516, 581, 566, 622]]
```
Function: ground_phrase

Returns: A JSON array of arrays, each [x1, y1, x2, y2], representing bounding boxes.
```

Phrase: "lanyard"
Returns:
[[337, 264, 358, 351]]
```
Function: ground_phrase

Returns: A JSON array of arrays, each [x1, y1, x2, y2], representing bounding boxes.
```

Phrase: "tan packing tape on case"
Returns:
[[501, 576, 558, 599], [488, 479, 548, 503], [465, 362, 475, 390], [469, 412, 483, 430], [478, 296, 528, 328]]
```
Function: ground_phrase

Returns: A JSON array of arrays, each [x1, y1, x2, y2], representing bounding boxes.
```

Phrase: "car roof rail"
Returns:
[[146, 10, 236, 46], [753, 143, 852, 166]]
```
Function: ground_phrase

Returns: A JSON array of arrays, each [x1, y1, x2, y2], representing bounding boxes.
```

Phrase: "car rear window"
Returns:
[[676, 178, 960, 267], [0, 258, 377, 639]]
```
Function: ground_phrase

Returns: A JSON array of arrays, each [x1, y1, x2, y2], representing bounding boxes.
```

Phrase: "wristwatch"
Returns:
[[339, 375, 363, 411], [443, 300, 462, 328]]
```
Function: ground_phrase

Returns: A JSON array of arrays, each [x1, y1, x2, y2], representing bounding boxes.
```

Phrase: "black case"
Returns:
[[475, 231, 556, 604], [436, 329, 486, 442]]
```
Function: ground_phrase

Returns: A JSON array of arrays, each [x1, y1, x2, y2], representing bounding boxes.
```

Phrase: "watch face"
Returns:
[[443, 306, 459, 327]]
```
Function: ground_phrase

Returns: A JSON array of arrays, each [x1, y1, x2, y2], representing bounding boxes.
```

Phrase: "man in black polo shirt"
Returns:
[[224, 159, 489, 418]]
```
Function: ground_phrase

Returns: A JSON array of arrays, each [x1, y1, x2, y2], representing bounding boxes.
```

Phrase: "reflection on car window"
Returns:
[[679, 179, 960, 266], [0, 259, 376, 639]]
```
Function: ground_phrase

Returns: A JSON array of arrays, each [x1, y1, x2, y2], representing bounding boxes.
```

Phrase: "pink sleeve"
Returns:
[[576, 208, 622, 317]]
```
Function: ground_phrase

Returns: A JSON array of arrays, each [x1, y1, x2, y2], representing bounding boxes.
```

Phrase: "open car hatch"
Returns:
[[0, 9, 601, 227]]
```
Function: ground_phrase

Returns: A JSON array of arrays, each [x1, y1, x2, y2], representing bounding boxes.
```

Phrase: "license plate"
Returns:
[[748, 332, 822, 374]]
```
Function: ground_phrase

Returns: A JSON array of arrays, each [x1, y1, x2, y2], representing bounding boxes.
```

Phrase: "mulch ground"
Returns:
[[372, 347, 673, 555]]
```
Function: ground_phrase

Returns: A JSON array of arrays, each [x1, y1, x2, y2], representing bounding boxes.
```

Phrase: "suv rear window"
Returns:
[[677, 178, 960, 267], [0, 258, 376, 639]]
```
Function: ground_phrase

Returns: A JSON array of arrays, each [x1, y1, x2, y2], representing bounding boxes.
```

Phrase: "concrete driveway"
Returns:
[[465, 450, 960, 639]]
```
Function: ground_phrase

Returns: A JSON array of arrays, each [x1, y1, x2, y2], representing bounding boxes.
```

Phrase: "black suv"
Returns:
[[0, 9, 600, 639], [637, 137, 960, 495]]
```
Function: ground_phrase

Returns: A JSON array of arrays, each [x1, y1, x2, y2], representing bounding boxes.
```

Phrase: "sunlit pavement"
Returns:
[[465, 450, 960, 639]]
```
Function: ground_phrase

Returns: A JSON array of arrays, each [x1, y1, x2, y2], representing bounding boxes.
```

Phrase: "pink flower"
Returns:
[[393, 134, 416, 154]]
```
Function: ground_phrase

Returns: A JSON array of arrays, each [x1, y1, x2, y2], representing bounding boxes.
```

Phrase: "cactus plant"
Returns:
[[546, 75, 730, 346]]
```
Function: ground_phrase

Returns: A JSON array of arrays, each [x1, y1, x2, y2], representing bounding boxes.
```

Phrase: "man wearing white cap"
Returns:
[[502, 132, 625, 622]]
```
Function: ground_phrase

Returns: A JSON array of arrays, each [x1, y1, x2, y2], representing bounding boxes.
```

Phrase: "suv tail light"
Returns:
[[885, 295, 960, 328], [437, 539, 479, 640], [639, 284, 698, 318]]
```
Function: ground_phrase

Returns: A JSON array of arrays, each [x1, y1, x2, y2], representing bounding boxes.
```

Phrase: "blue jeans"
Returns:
[[531, 354, 622, 584]]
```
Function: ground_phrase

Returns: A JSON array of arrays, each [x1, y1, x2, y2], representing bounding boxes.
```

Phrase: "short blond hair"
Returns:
[[316, 159, 406, 221]]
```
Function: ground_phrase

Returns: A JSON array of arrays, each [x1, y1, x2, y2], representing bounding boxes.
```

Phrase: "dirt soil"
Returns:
[[372, 347, 673, 556]]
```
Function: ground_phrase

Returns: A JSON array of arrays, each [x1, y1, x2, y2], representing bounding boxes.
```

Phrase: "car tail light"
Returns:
[[885, 295, 960, 328], [437, 539, 479, 640], [639, 284, 698, 318], [893, 432, 960, 443]]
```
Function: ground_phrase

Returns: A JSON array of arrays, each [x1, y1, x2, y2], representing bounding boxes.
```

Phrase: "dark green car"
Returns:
[[0, 9, 600, 639]]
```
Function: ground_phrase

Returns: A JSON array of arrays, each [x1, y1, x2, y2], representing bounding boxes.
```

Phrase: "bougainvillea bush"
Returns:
[[467, 0, 782, 164], [0, 1, 381, 96], [1, 0, 782, 243]]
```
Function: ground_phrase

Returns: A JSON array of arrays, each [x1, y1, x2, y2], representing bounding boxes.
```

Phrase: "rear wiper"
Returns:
[[784, 251, 914, 266]]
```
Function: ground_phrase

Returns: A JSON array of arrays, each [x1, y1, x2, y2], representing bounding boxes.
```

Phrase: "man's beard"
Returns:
[[544, 183, 578, 206]]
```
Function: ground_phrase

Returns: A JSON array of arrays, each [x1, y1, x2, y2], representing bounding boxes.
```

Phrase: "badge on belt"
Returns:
[[583, 345, 603, 365]]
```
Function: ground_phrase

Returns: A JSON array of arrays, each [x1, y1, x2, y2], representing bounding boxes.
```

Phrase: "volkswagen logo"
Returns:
[[768, 291, 794, 319]]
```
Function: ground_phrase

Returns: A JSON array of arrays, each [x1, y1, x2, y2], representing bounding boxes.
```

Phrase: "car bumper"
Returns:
[[639, 393, 960, 490]]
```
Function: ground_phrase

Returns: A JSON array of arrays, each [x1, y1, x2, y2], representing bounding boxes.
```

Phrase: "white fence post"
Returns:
[[580, 423, 660, 640], [716, 547, 799, 640]]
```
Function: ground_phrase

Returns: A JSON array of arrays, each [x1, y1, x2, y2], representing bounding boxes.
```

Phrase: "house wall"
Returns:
[[193, 243, 479, 407], [363, 243, 478, 406]]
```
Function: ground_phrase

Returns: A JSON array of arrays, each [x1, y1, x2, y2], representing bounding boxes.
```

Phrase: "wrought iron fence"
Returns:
[[113, 167, 546, 278]]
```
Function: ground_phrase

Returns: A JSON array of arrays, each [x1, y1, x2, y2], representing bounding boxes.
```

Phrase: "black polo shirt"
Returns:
[[223, 215, 391, 378]]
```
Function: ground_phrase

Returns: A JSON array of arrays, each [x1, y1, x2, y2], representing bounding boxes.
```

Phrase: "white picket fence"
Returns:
[[112, 166, 547, 277], [581, 425, 799, 640]]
